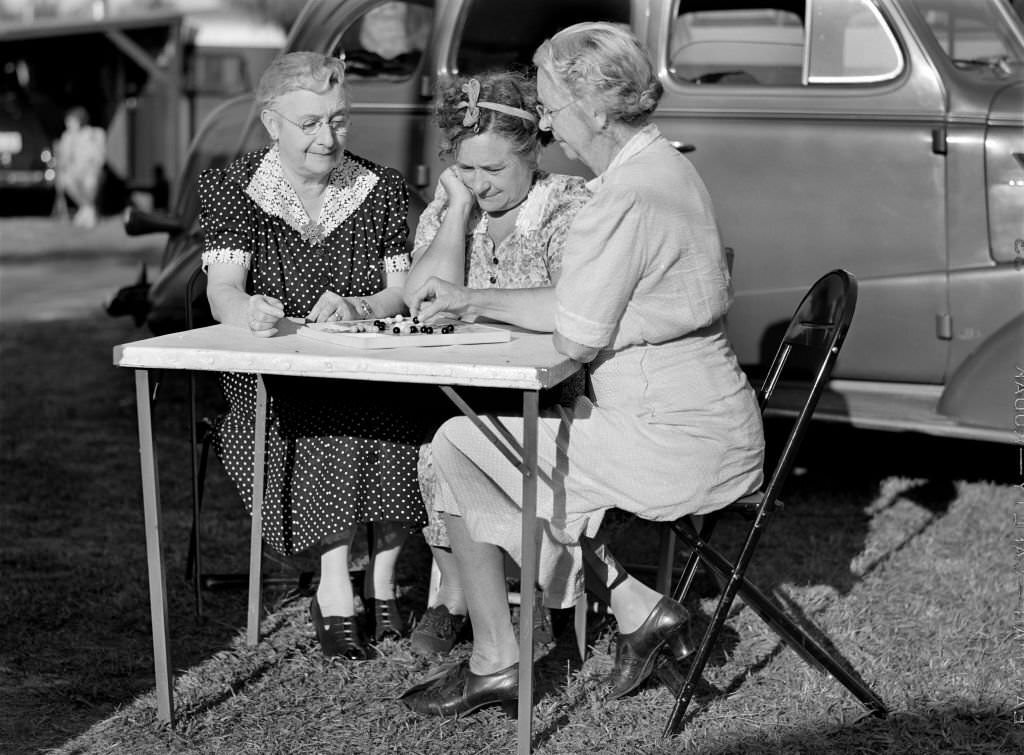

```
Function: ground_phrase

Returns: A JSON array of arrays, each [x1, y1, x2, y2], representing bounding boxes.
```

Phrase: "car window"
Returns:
[[670, 5, 805, 86], [670, 0, 903, 87], [331, 1, 433, 80], [913, 0, 1024, 75], [806, 0, 903, 83], [455, 0, 630, 75]]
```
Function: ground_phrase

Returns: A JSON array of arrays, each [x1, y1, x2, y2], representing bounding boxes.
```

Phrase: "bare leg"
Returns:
[[317, 527, 356, 616], [364, 521, 410, 601], [445, 513, 517, 674], [429, 545, 467, 614], [582, 538, 660, 634]]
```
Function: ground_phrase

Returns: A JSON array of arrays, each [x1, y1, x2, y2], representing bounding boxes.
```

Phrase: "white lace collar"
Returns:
[[245, 147, 379, 245], [469, 171, 553, 237]]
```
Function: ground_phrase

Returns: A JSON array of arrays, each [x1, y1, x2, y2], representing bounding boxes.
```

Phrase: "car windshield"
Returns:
[[913, 0, 1024, 75]]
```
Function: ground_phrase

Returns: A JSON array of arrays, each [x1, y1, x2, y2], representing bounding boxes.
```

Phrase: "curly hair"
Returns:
[[256, 52, 348, 110], [433, 70, 550, 162], [533, 22, 662, 127]]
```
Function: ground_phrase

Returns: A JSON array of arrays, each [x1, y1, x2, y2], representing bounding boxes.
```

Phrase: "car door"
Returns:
[[648, 0, 950, 383]]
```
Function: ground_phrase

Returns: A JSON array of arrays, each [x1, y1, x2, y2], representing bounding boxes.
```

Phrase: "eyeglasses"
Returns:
[[535, 99, 576, 121], [272, 109, 349, 136]]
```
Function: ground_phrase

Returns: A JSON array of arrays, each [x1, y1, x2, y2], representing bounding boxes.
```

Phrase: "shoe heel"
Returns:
[[499, 700, 519, 719], [664, 626, 691, 661]]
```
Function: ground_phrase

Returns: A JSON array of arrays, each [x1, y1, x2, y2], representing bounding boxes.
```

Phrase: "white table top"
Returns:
[[113, 320, 580, 390]]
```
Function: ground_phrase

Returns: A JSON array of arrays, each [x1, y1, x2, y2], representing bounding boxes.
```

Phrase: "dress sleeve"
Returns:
[[539, 176, 590, 281], [410, 178, 448, 263], [555, 187, 645, 349], [380, 170, 412, 274], [198, 168, 253, 271]]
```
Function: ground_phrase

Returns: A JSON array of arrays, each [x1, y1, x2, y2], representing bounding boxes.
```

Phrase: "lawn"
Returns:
[[1, 313, 1021, 754]]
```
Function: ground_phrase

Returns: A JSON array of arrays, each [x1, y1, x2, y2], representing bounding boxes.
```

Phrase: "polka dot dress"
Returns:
[[198, 147, 431, 556]]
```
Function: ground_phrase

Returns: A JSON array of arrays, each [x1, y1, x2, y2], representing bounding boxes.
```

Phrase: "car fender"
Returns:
[[937, 312, 1024, 431]]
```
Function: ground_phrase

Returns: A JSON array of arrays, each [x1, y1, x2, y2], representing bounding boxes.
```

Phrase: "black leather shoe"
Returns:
[[400, 660, 518, 717], [373, 598, 406, 642], [310, 598, 372, 661], [607, 597, 690, 700]]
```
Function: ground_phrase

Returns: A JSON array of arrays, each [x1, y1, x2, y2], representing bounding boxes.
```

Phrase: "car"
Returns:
[[0, 60, 59, 215], [113, 0, 1024, 444]]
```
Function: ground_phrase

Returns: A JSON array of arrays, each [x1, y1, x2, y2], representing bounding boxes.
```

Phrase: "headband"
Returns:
[[456, 78, 537, 129]]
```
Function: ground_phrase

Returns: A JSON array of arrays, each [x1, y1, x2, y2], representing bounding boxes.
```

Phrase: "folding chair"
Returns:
[[182, 267, 313, 636], [652, 269, 887, 735]]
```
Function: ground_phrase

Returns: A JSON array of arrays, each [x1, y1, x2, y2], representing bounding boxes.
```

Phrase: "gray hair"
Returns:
[[256, 52, 348, 110], [533, 22, 661, 126]]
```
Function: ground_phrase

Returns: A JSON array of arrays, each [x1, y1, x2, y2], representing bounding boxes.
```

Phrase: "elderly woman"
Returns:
[[199, 52, 430, 660], [405, 70, 589, 656], [401, 23, 764, 715]]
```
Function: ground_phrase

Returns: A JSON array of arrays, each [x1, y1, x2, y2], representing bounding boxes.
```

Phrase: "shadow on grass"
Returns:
[[587, 416, 1012, 736], [699, 706, 1022, 755], [0, 316, 313, 753]]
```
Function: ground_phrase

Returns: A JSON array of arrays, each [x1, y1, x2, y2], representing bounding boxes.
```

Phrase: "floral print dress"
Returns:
[[411, 171, 590, 548]]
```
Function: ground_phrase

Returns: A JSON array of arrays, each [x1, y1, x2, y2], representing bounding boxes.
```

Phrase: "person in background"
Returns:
[[198, 51, 433, 660], [401, 22, 764, 716], [54, 105, 105, 228], [403, 70, 589, 656]]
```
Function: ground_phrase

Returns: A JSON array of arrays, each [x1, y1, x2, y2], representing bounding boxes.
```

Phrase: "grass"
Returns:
[[1, 310, 1022, 754]]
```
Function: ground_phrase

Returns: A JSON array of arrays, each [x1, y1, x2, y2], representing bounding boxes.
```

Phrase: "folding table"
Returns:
[[113, 318, 580, 754]]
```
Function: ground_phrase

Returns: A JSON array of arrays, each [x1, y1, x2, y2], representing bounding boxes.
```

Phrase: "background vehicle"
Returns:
[[115, 0, 1024, 444], [0, 60, 59, 215]]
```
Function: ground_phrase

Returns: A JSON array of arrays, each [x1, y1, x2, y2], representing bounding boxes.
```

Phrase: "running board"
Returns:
[[768, 380, 1013, 444]]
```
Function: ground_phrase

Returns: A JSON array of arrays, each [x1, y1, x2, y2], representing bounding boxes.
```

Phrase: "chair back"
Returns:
[[757, 269, 858, 506]]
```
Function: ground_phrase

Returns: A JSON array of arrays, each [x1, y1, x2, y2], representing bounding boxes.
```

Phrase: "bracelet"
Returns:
[[354, 297, 374, 319]]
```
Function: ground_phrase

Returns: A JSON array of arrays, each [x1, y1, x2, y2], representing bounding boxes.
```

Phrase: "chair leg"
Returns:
[[655, 527, 676, 596], [573, 595, 588, 661], [681, 531, 887, 717], [670, 516, 719, 606], [186, 369, 212, 618], [663, 523, 888, 736]]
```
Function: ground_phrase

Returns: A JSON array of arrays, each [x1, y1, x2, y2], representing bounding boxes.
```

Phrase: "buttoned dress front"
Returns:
[[429, 126, 765, 607], [198, 146, 431, 556]]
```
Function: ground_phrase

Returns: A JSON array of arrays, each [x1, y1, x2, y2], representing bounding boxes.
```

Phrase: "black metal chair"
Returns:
[[182, 267, 314, 625], [648, 269, 887, 735]]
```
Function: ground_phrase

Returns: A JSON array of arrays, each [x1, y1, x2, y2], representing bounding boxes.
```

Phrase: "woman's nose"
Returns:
[[469, 172, 490, 194]]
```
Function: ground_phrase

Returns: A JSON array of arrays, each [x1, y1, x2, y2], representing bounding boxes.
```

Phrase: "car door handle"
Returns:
[[671, 141, 696, 154]]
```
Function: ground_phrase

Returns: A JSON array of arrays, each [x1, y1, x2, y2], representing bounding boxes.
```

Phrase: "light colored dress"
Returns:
[[413, 171, 590, 548], [430, 125, 765, 607]]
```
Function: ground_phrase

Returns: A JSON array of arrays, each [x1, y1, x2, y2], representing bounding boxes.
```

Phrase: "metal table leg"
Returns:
[[136, 369, 173, 724], [246, 375, 267, 646], [517, 390, 539, 754]]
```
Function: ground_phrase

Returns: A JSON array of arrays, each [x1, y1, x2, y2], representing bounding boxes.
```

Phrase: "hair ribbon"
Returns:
[[457, 78, 537, 128]]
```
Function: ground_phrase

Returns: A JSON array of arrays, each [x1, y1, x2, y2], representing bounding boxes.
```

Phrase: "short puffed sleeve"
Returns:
[[377, 168, 412, 273], [198, 168, 254, 271], [410, 178, 450, 263], [536, 175, 590, 280]]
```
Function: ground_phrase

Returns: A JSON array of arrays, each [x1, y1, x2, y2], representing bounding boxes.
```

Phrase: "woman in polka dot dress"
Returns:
[[199, 52, 432, 660]]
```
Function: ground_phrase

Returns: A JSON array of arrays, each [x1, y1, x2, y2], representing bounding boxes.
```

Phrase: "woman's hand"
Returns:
[[307, 291, 358, 323], [407, 276, 473, 323], [247, 294, 285, 337], [439, 166, 476, 215]]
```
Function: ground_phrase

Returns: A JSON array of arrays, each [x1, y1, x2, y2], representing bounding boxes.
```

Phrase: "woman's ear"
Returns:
[[260, 109, 279, 142]]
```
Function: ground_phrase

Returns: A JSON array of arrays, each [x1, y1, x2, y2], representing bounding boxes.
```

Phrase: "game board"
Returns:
[[296, 316, 511, 349]]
